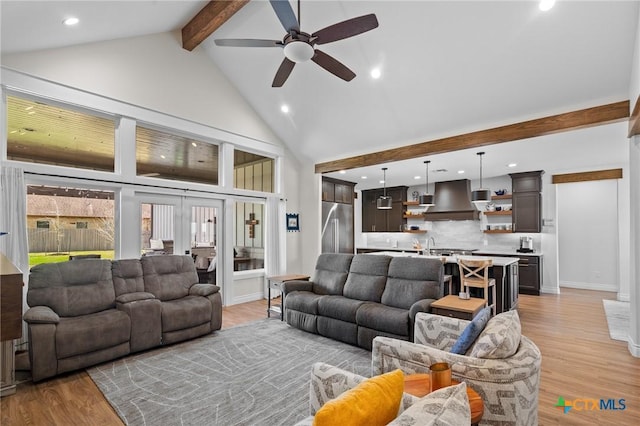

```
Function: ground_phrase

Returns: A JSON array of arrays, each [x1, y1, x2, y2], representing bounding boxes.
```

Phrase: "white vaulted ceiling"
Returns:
[[1, 1, 638, 188]]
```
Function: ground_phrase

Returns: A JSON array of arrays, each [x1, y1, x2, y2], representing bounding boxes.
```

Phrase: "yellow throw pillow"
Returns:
[[313, 369, 404, 426]]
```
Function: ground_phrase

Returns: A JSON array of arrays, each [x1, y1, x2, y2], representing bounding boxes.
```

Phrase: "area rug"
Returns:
[[87, 319, 371, 425], [602, 299, 630, 342]]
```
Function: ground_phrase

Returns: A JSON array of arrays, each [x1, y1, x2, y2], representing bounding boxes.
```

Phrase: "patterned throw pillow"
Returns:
[[313, 369, 404, 426], [450, 306, 492, 354], [469, 309, 522, 359], [388, 382, 470, 425]]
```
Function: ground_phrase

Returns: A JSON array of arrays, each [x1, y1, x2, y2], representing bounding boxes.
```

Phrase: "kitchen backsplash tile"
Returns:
[[362, 220, 541, 252]]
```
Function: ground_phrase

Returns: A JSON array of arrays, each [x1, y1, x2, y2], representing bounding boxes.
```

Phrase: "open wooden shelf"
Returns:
[[484, 229, 513, 234], [403, 214, 425, 219], [403, 229, 427, 234], [403, 201, 420, 206], [491, 194, 512, 200], [483, 210, 512, 216]]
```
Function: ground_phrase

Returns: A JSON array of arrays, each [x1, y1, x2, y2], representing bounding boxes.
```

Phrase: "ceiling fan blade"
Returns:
[[311, 49, 356, 82], [312, 14, 379, 45], [269, 0, 299, 32], [214, 39, 281, 47], [272, 58, 296, 87]]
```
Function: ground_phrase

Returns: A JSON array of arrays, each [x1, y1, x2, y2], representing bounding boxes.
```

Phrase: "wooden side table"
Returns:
[[267, 274, 310, 320], [404, 373, 483, 425], [430, 295, 487, 320]]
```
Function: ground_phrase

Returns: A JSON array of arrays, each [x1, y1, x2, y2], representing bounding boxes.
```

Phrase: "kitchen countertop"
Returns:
[[473, 248, 543, 257], [357, 246, 422, 252], [368, 251, 519, 266]]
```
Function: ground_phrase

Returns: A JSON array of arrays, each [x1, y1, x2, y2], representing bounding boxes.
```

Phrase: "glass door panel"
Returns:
[[188, 202, 219, 285], [140, 202, 175, 255]]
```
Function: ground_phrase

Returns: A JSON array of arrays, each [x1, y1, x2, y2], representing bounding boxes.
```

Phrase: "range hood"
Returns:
[[423, 179, 480, 221]]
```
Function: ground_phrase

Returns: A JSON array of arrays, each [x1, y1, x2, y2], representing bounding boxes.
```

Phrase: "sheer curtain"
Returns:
[[0, 166, 29, 348], [264, 196, 285, 279]]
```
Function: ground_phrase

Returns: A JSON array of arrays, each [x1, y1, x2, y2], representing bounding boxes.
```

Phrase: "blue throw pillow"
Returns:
[[450, 307, 492, 355]]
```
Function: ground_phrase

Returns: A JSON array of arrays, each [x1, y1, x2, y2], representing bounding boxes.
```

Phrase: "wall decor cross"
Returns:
[[245, 213, 260, 238]]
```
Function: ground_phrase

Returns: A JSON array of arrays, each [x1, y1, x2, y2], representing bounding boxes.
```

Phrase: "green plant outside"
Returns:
[[29, 251, 115, 268]]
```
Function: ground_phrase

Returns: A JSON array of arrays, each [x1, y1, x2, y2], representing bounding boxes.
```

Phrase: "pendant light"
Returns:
[[471, 151, 491, 205], [377, 167, 392, 209], [418, 160, 435, 207]]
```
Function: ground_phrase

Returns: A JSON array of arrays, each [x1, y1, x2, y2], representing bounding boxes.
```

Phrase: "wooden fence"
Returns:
[[28, 229, 113, 253]]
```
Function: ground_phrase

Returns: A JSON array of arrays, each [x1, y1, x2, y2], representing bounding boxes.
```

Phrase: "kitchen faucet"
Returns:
[[425, 237, 436, 254]]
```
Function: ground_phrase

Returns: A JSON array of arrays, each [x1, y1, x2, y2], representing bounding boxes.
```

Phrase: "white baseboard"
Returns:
[[628, 336, 640, 358], [617, 293, 630, 302], [230, 292, 264, 306], [540, 285, 560, 294], [559, 281, 618, 292]]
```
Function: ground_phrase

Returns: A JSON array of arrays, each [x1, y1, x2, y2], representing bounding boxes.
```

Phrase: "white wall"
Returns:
[[557, 180, 618, 291], [626, 7, 640, 357], [1, 31, 281, 146]]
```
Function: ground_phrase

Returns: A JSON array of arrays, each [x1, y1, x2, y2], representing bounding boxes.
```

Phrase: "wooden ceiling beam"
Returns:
[[629, 95, 640, 137], [182, 0, 250, 52], [552, 168, 623, 184], [315, 100, 630, 174]]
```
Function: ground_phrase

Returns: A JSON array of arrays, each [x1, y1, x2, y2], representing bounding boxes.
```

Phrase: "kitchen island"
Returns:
[[367, 251, 519, 314]]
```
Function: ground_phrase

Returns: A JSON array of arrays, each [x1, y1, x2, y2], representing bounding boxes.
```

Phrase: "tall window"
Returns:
[[234, 149, 274, 192], [233, 201, 264, 271], [27, 185, 115, 266], [6, 96, 115, 171], [136, 126, 219, 185]]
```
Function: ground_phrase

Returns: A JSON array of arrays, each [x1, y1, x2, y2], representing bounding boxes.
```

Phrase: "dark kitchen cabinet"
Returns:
[[361, 186, 407, 232], [322, 177, 355, 204], [510, 171, 544, 233], [517, 255, 541, 295]]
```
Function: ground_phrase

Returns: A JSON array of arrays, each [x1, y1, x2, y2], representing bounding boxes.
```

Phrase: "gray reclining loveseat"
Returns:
[[24, 255, 222, 382], [282, 253, 443, 350]]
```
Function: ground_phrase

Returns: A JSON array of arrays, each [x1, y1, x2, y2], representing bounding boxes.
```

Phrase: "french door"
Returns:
[[137, 193, 224, 296]]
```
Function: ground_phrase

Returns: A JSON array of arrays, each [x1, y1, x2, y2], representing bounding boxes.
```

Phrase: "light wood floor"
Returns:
[[2, 288, 638, 425]]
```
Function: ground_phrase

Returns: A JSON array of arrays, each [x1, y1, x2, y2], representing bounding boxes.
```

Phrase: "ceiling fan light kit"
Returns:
[[419, 159, 435, 207], [471, 151, 491, 207], [283, 40, 314, 62], [377, 167, 392, 210], [214, 0, 379, 87]]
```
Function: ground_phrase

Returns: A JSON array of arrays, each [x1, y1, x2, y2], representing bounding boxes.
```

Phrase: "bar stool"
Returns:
[[440, 256, 453, 295], [458, 257, 496, 315]]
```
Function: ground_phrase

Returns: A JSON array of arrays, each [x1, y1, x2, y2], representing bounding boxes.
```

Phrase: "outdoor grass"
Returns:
[[29, 250, 115, 267]]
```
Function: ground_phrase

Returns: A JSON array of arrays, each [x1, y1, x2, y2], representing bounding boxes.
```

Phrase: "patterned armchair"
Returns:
[[294, 362, 471, 426], [372, 312, 541, 426]]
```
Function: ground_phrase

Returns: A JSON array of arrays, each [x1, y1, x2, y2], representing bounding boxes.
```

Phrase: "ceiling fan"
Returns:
[[214, 0, 379, 87]]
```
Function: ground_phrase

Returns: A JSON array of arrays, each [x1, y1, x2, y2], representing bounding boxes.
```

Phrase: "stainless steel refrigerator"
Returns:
[[321, 202, 354, 254]]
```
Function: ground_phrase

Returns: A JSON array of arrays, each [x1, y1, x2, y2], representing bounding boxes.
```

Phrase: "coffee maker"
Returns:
[[518, 236, 534, 253]]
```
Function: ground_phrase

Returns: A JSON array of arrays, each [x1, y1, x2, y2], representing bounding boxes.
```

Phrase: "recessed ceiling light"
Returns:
[[508, 163, 518, 168], [379, 180, 385, 184], [457, 170, 465, 174], [339, 170, 346, 174], [27, 111, 36, 115], [191, 142, 197, 147], [414, 175, 421, 180], [539, 0, 555, 12], [10, 130, 17, 134], [361, 176, 367, 179], [280, 104, 290, 113], [160, 155, 166, 159], [63, 17, 79, 26], [370, 68, 381, 79], [25, 106, 34, 111]]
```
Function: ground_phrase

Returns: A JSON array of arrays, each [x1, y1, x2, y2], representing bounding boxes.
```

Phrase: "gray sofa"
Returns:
[[23, 255, 222, 382], [282, 253, 443, 350]]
